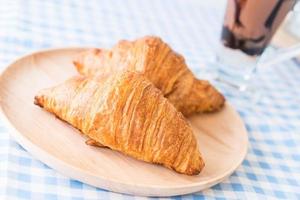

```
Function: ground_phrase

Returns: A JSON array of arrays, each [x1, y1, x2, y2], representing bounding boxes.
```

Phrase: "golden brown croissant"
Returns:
[[34, 71, 205, 175], [73, 36, 225, 116]]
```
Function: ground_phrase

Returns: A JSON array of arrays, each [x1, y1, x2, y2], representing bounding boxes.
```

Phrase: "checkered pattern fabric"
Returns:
[[0, 0, 300, 199]]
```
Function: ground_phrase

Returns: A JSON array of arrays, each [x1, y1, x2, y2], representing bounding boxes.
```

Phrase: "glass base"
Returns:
[[203, 60, 252, 88], [199, 60, 262, 104]]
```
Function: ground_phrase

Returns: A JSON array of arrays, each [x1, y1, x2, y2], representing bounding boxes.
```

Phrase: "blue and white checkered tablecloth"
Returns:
[[0, 0, 300, 199]]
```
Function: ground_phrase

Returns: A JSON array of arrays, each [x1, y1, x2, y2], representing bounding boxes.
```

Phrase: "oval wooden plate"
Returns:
[[0, 48, 248, 197]]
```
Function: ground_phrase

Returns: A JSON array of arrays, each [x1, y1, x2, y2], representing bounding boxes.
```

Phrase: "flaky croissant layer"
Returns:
[[74, 36, 225, 116], [35, 71, 205, 175]]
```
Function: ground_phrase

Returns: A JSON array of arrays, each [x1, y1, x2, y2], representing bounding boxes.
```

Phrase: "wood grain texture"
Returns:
[[0, 48, 248, 197]]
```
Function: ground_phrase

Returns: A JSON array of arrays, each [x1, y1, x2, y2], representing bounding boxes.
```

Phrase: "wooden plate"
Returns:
[[0, 48, 248, 197]]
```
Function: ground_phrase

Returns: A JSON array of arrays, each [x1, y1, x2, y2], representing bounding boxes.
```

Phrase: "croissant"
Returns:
[[34, 71, 205, 175], [73, 36, 225, 116]]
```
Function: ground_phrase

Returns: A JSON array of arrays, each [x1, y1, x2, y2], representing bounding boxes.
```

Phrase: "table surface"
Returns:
[[0, 1, 299, 199]]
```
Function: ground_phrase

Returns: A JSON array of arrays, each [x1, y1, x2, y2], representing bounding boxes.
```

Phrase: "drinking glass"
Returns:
[[211, 0, 300, 94]]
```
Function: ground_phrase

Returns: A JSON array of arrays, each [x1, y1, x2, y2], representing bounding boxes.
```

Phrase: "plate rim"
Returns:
[[0, 48, 248, 197]]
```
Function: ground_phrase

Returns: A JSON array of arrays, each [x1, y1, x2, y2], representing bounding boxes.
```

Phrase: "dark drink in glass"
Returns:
[[222, 0, 296, 56]]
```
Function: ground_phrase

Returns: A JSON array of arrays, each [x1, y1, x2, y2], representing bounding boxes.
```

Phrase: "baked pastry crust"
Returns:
[[73, 36, 225, 116], [34, 71, 205, 175]]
